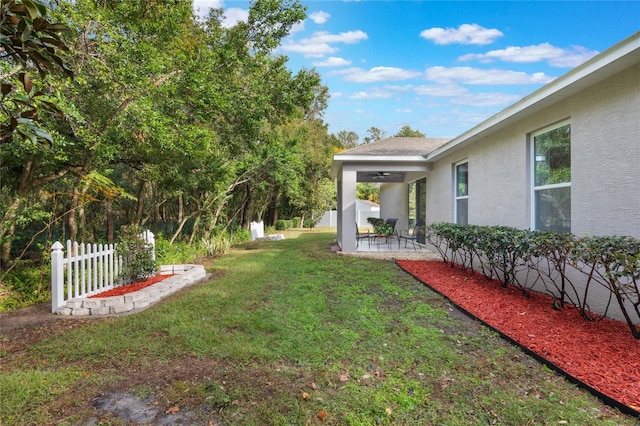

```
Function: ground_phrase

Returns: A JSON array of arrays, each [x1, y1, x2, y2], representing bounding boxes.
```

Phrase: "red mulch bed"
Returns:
[[88, 275, 174, 298], [397, 259, 640, 415]]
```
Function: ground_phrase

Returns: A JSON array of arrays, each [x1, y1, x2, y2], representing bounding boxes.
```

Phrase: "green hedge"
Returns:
[[275, 219, 302, 231], [425, 223, 640, 339]]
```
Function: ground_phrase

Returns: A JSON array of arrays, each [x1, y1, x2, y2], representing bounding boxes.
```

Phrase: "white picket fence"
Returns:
[[51, 230, 155, 313]]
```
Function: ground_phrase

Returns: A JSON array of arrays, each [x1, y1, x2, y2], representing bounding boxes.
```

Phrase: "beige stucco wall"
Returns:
[[380, 183, 408, 231], [426, 64, 640, 238]]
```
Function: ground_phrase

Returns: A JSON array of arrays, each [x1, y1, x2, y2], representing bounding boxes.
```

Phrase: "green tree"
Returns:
[[394, 124, 425, 137], [357, 183, 380, 203], [0, 0, 73, 144], [363, 126, 386, 144], [0, 0, 74, 267], [0, 0, 333, 269], [336, 130, 359, 149]]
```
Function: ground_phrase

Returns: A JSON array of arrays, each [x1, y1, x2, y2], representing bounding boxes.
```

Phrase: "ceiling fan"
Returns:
[[372, 172, 391, 179]]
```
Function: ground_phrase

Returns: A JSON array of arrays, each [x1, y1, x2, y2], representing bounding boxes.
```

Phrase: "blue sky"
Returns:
[[193, 0, 639, 141]]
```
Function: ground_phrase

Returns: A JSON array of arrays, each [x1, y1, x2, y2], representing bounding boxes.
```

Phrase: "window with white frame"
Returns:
[[532, 122, 571, 232], [455, 161, 468, 224]]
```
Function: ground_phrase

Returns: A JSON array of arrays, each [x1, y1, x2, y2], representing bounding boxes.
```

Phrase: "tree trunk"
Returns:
[[177, 193, 184, 225], [271, 194, 281, 226], [77, 184, 91, 241], [134, 180, 146, 226], [105, 200, 114, 242], [68, 160, 91, 242], [241, 184, 253, 228], [1, 159, 35, 266], [189, 216, 200, 245], [0, 214, 17, 269]]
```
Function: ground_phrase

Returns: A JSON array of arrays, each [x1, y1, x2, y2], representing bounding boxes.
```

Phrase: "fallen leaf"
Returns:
[[339, 374, 349, 382], [311, 382, 317, 390], [385, 407, 392, 416], [302, 392, 310, 400], [318, 410, 327, 420], [165, 405, 180, 414]]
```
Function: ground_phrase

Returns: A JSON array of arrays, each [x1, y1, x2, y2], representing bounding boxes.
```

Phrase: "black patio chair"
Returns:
[[398, 219, 426, 250], [356, 223, 372, 248], [386, 217, 399, 243]]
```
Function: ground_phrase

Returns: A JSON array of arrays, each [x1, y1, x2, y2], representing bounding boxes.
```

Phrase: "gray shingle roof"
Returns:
[[341, 137, 451, 157]]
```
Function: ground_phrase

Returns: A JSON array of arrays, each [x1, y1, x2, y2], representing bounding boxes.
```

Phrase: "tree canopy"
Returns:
[[0, 0, 337, 267], [394, 124, 425, 138]]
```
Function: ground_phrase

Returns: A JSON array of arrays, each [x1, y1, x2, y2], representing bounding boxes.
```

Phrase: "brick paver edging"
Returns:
[[56, 265, 207, 316]]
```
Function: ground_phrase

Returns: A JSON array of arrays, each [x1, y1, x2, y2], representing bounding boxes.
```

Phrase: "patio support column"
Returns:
[[338, 168, 357, 253]]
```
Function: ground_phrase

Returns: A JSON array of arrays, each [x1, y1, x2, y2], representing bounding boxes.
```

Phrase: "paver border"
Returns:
[[56, 265, 207, 316]]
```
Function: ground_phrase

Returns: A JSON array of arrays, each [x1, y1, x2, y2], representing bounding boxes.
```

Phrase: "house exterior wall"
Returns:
[[425, 64, 640, 238], [423, 64, 639, 322], [571, 64, 640, 237], [380, 183, 408, 231]]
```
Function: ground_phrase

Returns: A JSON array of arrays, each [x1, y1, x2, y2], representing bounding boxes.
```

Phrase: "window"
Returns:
[[455, 161, 468, 224], [532, 122, 571, 232], [407, 178, 426, 229]]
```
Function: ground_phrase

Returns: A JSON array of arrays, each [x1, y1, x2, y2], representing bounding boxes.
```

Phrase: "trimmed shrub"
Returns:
[[117, 225, 156, 284], [426, 222, 640, 339]]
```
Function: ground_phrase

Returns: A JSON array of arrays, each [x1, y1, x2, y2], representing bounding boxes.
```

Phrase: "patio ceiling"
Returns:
[[357, 171, 406, 183]]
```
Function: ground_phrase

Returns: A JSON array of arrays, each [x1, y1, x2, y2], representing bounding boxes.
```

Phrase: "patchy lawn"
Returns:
[[0, 231, 637, 425]]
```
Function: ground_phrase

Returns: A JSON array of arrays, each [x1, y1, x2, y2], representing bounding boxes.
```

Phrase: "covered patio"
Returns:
[[330, 137, 449, 254], [350, 234, 440, 261]]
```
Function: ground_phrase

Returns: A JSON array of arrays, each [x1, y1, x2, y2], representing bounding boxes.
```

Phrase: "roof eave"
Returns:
[[330, 155, 429, 178], [333, 154, 428, 162], [426, 31, 640, 162]]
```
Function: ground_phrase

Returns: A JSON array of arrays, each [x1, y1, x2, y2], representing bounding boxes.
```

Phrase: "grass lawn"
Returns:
[[0, 231, 636, 425]]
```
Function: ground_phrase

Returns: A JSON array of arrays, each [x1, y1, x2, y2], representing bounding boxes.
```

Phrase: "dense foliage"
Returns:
[[1, 0, 340, 274], [115, 225, 155, 284], [426, 223, 640, 339]]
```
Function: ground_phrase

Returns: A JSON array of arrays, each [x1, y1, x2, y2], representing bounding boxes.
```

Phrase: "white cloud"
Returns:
[[193, 1, 248, 27], [425, 66, 554, 85], [281, 30, 368, 58], [383, 84, 414, 92], [309, 11, 330, 24], [221, 7, 248, 28], [282, 42, 338, 57], [289, 21, 305, 35], [193, 0, 224, 18], [395, 109, 412, 113], [413, 84, 469, 97], [350, 90, 393, 99], [450, 92, 522, 107], [312, 57, 352, 67], [458, 43, 599, 67], [420, 24, 503, 45], [427, 109, 496, 133], [334, 66, 421, 83], [305, 30, 368, 45]]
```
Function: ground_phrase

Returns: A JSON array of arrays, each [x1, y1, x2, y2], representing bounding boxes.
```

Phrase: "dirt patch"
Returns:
[[0, 303, 70, 332], [0, 303, 103, 359], [90, 391, 206, 425]]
